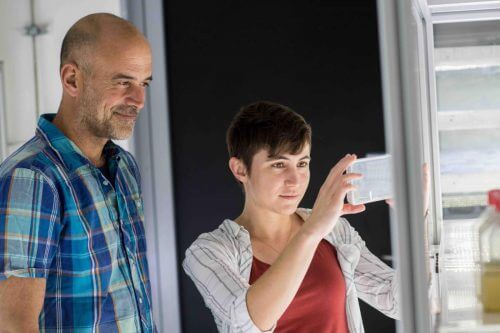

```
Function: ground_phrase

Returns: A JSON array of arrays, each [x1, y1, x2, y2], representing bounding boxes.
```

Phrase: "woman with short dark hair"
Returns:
[[183, 101, 416, 333]]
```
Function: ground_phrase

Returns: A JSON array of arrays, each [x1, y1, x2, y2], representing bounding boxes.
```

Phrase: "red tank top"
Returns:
[[249, 240, 349, 333]]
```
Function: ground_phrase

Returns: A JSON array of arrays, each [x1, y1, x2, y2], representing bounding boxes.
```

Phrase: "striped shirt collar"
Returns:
[[220, 208, 339, 246]]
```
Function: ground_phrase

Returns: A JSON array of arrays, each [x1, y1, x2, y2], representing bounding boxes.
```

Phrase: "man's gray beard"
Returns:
[[78, 87, 136, 140], [78, 101, 114, 139]]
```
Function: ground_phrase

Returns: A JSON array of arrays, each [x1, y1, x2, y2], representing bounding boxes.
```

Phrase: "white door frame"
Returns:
[[0, 62, 7, 161], [377, 0, 432, 332], [126, 1, 182, 332]]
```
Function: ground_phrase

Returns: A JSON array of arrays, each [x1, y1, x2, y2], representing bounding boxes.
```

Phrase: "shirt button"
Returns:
[[103, 180, 110, 186], [139, 298, 143, 304]]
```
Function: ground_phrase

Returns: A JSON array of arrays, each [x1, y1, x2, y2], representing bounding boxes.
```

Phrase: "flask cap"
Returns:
[[488, 190, 500, 211]]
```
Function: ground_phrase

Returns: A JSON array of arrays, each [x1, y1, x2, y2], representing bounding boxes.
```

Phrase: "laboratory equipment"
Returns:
[[346, 154, 393, 205]]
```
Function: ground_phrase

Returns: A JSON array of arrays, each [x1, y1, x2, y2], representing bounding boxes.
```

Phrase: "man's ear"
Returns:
[[60, 63, 81, 97], [229, 157, 248, 183]]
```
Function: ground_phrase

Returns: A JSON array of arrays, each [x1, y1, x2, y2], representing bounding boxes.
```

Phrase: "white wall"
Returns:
[[0, 0, 124, 160], [0, 0, 38, 155]]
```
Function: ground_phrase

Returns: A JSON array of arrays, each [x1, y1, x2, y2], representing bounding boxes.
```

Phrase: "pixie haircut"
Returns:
[[226, 101, 312, 173]]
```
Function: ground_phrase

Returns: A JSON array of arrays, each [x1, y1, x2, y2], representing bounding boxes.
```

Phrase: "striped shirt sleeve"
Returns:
[[183, 234, 273, 333], [346, 220, 400, 320], [0, 168, 62, 280]]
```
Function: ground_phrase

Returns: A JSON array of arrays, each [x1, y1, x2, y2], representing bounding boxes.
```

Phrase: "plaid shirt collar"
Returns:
[[36, 113, 122, 172]]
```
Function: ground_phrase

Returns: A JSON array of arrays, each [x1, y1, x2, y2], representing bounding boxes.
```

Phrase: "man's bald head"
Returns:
[[60, 13, 147, 74]]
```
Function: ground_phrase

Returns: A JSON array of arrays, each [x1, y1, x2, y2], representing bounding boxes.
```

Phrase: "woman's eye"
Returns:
[[272, 162, 285, 168], [298, 161, 309, 167]]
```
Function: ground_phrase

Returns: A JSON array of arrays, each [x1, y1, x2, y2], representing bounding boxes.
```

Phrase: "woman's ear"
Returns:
[[229, 157, 248, 183], [60, 63, 81, 97]]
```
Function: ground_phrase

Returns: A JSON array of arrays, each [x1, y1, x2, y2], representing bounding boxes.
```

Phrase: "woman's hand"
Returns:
[[303, 154, 366, 239], [385, 163, 431, 215], [422, 163, 430, 215]]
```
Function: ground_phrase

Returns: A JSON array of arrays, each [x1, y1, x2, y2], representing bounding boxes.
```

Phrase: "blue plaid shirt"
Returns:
[[0, 114, 156, 332]]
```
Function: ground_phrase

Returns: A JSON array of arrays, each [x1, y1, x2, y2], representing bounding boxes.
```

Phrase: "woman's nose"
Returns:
[[285, 168, 299, 186]]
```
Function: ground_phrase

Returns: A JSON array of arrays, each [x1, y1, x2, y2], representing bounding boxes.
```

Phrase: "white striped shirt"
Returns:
[[183, 208, 400, 332]]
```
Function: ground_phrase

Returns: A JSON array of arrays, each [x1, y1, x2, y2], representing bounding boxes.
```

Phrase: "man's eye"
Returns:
[[272, 162, 285, 168], [141, 82, 150, 88], [118, 81, 130, 86]]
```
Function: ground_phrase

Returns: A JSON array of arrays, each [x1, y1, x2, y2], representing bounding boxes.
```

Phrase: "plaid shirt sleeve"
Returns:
[[0, 168, 62, 280]]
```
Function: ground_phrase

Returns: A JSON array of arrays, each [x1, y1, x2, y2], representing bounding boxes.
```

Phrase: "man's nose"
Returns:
[[126, 85, 146, 109]]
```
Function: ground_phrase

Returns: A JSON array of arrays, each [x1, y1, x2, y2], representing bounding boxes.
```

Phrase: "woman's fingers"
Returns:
[[423, 163, 430, 192], [423, 162, 430, 180], [422, 162, 431, 214], [342, 172, 363, 182], [385, 198, 394, 208], [309, 154, 364, 237], [323, 154, 357, 189], [323, 172, 362, 200], [325, 154, 357, 183], [342, 203, 366, 215]]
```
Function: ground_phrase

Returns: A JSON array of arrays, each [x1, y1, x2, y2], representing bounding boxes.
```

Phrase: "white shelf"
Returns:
[[441, 171, 500, 194], [439, 313, 500, 332], [435, 44, 500, 70], [439, 147, 500, 196], [438, 110, 500, 131]]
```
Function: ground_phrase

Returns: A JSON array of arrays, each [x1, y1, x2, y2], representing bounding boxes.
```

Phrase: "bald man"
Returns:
[[0, 13, 156, 332]]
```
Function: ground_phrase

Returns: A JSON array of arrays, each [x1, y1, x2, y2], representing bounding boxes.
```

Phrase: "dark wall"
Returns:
[[164, 1, 395, 332]]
